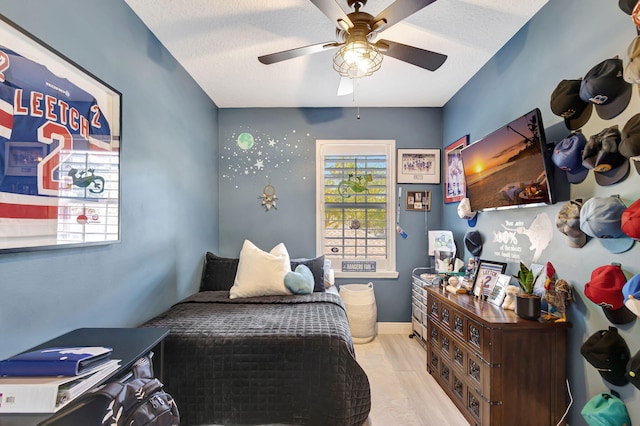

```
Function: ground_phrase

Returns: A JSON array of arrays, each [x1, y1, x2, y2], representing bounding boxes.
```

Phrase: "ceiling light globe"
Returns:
[[333, 38, 382, 79]]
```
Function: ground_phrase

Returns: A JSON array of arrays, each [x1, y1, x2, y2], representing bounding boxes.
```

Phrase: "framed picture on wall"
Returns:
[[472, 259, 507, 298], [0, 15, 122, 253], [444, 135, 469, 204], [405, 190, 431, 211], [397, 149, 440, 184]]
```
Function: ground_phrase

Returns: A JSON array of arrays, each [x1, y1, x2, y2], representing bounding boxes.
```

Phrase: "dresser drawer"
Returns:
[[428, 346, 440, 375], [428, 297, 439, 321], [467, 350, 490, 401], [466, 384, 487, 425], [428, 320, 439, 346], [440, 302, 453, 331], [451, 339, 466, 372], [467, 318, 492, 360], [451, 369, 467, 407], [452, 309, 466, 340]]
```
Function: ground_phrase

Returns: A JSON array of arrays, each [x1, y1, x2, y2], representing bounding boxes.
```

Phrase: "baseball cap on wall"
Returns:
[[457, 198, 477, 227], [555, 199, 587, 248], [584, 264, 637, 325], [582, 126, 630, 186], [580, 58, 632, 120], [626, 350, 640, 390], [624, 36, 640, 84], [619, 113, 640, 175], [623, 273, 640, 318], [620, 0, 640, 14], [464, 230, 482, 256], [581, 326, 631, 386], [621, 198, 640, 240], [579, 196, 635, 253], [550, 80, 593, 131], [552, 133, 589, 183], [581, 391, 631, 425]]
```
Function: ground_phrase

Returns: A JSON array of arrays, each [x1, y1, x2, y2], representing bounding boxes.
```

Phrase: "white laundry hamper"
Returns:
[[340, 283, 377, 344]]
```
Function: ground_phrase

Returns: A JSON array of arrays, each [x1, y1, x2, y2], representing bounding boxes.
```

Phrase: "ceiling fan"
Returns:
[[258, 0, 447, 96]]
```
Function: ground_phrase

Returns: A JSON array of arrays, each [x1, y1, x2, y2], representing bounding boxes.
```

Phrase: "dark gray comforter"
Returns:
[[141, 291, 371, 425]]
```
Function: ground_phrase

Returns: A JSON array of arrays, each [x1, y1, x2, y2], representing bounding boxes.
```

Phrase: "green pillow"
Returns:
[[284, 265, 314, 295]]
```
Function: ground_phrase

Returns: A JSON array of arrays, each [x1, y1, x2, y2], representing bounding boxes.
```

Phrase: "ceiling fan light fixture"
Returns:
[[333, 34, 383, 78]]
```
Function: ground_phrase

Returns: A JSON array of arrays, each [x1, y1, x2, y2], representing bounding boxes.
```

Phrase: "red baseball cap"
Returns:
[[622, 198, 640, 240], [584, 264, 637, 324]]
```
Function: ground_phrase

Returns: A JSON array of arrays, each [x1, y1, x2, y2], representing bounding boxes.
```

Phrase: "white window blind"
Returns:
[[316, 140, 397, 278]]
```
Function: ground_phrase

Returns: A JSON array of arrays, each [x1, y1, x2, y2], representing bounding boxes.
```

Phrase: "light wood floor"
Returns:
[[356, 334, 470, 426]]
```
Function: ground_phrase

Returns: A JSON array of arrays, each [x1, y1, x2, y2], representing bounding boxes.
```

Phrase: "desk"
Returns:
[[0, 327, 169, 426]]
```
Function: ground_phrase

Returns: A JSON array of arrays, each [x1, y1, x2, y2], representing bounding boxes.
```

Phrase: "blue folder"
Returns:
[[0, 346, 113, 376]]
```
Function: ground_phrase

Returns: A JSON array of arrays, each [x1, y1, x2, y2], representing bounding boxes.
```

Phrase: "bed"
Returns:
[[140, 250, 371, 426]]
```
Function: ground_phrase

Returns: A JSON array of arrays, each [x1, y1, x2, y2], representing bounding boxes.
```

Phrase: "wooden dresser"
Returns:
[[424, 285, 570, 426]]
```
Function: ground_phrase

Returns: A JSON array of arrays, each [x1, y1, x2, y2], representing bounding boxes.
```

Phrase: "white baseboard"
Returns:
[[376, 322, 412, 334]]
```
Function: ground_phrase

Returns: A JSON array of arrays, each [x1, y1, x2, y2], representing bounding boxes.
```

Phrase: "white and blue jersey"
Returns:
[[0, 45, 112, 193]]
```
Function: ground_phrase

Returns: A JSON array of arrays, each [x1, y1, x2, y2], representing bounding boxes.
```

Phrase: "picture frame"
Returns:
[[0, 15, 122, 253], [487, 274, 511, 306], [444, 135, 469, 203], [472, 259, 508, 298], [397, 148, 440, 184], [405, 190, 431, 211]]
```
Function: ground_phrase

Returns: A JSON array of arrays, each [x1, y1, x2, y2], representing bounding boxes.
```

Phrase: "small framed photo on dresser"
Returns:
[[472, 259, 507, 299], [487, 274, 511, 306]]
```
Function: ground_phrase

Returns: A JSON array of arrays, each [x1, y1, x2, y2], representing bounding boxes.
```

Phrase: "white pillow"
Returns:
[[229, 240, 292, 299]]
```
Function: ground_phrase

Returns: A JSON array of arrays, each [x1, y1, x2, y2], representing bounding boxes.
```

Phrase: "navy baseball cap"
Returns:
[[582, 126, 630, 186], [552, 133, 589, 183], [550, 80, 593, 131], [464, 230, 482, 256], [579, 196, 635, 253], [580, 58, 632, 120]]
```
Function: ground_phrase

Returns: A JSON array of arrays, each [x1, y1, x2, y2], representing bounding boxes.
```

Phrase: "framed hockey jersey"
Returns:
[[0, 14, 121, 252]]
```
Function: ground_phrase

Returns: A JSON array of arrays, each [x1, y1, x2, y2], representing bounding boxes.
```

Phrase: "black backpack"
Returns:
[[89, 353, 180, 426]]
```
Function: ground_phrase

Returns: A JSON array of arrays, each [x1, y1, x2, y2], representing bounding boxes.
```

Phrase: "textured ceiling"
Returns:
[[124, 0, 549, 108]]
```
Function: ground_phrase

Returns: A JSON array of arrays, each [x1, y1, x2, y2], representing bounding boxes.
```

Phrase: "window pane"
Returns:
[[323, 154, 388, 261]]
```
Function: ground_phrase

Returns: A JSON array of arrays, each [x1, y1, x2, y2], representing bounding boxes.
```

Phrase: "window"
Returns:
[[316, 140, 398, 278]]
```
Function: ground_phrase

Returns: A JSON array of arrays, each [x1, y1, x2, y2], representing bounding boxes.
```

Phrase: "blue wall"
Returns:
[[443, 0, 640, 423], [218, 107, 443, 323], [2, 0, 639, 424], [0, 0, 219, 359]]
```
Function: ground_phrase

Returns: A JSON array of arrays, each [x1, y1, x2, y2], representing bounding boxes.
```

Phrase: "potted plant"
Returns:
[[513, 262, 542, 320]]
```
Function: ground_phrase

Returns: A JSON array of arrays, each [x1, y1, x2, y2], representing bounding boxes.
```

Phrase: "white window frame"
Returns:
[[316, 139, 398, 279]]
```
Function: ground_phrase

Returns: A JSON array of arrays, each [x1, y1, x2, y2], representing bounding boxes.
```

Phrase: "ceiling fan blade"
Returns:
[[377, 39, 446, 71], [337, 76, 353, 96], [371, 0, 437, 33], [309, 0, 353, 29], [258, 42, 339, 64]]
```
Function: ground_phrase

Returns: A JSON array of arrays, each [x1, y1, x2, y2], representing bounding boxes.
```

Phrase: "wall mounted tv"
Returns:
[[460, 108, 555, 212]]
